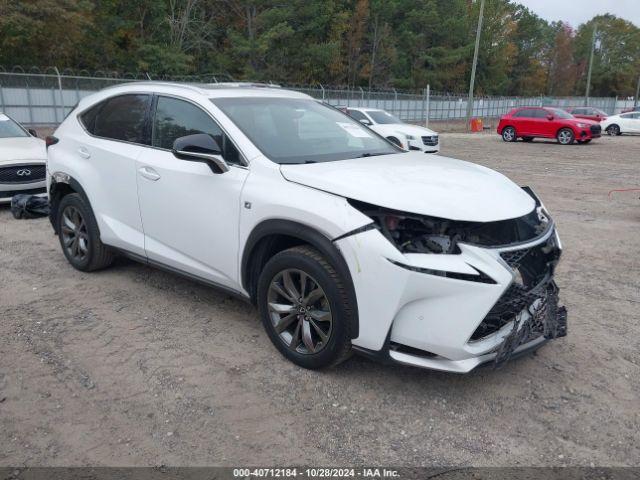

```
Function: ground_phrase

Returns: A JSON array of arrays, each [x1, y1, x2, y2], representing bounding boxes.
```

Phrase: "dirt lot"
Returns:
[[1, 133, 639, 467]]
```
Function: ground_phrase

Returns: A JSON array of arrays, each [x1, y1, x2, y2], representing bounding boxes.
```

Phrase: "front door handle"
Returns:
[[138, 166, 161, 181], [77, 147, 91, 159]]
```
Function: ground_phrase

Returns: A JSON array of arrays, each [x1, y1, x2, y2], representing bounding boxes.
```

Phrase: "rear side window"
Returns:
[[82, 94, 151, 144], [514, 109, 536, 118], [152, 96, 242, 165]]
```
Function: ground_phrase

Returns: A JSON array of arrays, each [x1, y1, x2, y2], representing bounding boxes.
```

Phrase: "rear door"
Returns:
[[135, 95, 249, 290], [76, 93, 151, 256], [625, 113, 640, 132], [512, 109, 537, 136]]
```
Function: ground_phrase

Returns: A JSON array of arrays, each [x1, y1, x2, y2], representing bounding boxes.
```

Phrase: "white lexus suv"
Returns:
[[47, 82, 566, 373]]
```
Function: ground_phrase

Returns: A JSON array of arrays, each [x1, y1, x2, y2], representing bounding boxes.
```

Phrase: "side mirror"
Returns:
[[359, 119, 372, 126], [28, 128, 38, 137], [546, 115, 554, 121], [172, 133, 229, 174]]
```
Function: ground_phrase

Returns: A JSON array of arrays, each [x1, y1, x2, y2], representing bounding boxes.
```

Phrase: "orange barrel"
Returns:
[[470, 117, 483, 132]]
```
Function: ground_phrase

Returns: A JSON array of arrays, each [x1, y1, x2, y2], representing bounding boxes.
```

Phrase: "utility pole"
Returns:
[[585, 23, 597, 106], [466, 0, 485, 131], [634, 74, 640, 108]]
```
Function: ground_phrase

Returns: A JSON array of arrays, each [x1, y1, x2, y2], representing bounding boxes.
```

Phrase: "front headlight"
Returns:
[[348, 197, 552, 254], [576, 123, 589, 128]]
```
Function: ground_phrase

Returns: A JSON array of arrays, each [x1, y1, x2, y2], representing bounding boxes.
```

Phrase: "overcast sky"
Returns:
[[517, 0, 640, 28]]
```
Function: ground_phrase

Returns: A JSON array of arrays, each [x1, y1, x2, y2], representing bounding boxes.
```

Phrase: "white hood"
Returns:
[[280, 152, 535, 222], [372, 123, 437, 138], [0, 137, 46, 165]]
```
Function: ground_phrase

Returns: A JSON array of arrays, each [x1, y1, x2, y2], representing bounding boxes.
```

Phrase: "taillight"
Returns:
[[45, 136, 59, 148]]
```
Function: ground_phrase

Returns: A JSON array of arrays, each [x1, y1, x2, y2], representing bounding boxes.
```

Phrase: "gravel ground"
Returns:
[[1, 133, 639, 467]]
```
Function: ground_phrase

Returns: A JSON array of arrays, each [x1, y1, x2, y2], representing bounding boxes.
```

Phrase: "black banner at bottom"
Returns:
[[1, 467, 639, 480]]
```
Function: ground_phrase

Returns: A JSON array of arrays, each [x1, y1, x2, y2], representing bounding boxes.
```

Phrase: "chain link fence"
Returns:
[[0, 66, 636, 132]]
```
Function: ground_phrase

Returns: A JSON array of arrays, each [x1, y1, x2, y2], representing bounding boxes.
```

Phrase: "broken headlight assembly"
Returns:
[[348, 190, 552, 255]]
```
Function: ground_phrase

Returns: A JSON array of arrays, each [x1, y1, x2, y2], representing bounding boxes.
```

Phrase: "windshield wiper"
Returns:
[[357, 152, 389, 158]]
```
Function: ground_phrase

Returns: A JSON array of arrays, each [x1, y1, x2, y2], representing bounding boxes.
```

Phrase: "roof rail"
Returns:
[[100, 81, 207, 94], [199, 82, 282, 89]]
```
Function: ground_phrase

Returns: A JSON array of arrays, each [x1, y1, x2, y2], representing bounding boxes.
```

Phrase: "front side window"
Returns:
[[0, 113, 29, 138], [152, 96, 242, 165], [212, 98, 400, 164], [366, 110, 402, 124], [87, 94, 151, 144]]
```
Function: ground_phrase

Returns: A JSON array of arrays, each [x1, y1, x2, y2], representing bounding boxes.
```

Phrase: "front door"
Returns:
[[136, 95, 249, 291]]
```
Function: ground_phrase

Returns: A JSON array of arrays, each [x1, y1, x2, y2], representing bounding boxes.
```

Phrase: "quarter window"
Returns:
[[89, 94, 151, 144], [152, 96, 242, 165]]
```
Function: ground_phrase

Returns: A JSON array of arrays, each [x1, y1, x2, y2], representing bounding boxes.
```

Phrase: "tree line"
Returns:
[[1, 0, 639, 96]]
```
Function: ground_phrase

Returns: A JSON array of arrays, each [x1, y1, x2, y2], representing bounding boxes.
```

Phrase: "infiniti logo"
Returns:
[[16, 169, 31, 176]]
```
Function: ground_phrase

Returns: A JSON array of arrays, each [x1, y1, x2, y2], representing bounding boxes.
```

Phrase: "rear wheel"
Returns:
[[257, 246, 353, 369], [501, 126, 516, 142], [556, 128, 574, 145], [57, 193, 115, 271], [606, 124, 621, 136]]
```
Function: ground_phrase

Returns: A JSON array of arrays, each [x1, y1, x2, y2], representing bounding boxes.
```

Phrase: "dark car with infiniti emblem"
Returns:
[[0, 112, 47, 203]]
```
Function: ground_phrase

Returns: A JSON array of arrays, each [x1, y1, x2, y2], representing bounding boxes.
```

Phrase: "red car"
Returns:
[[497, 107, 601, 145], [566, 106, 608, 122]]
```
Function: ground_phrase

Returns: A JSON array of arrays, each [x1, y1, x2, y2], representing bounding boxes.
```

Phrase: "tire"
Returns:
[[501, 126, 516, 142], [522, 137, 534, 142], [257, 245, 353, 369], [606, 124, 621, 136], [386, 136, 402, 148], [57, 193, 115, 272], [556, 128, 574, 145]]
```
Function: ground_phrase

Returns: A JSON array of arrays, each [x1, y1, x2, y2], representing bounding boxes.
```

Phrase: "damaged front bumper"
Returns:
[[336, 219, 567, 374]]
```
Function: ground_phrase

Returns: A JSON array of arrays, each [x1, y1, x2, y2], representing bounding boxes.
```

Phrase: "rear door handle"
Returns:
[[77, 147, 91, 159], [138, 166, 161, 181]]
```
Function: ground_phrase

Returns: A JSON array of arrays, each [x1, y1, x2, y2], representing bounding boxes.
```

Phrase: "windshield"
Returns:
[[367, 110, 402, 124], [0, 114, 29, 138], [211, 98, 401, 164], [548, 108, 573, 119]]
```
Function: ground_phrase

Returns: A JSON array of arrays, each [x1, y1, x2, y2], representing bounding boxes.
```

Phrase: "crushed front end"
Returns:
[[336, 187, 567, 373]]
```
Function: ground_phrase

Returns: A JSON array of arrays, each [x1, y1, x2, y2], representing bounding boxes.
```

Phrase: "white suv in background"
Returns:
[[342, 107, 440, 153], [47, 82, 566, 373]]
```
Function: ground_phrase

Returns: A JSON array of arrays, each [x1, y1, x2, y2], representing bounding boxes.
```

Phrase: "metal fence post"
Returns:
[[26, 83, 34, 125], [425, 85, 430, 127], [53, 67, 65, 120], [0, 82, 5, 113], [359, 87, 364, 107], [319, 83, 325, 101]]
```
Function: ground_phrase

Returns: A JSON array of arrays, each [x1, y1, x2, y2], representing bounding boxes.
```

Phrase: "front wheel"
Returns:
[[501, 127, 516, 142], [257, 246, 354, 369], [606, 124, 621, 136], [557, 128, 574, 145], [387, 136, 403, 148]]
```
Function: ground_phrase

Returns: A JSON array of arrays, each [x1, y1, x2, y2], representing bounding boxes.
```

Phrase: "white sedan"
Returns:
[[342, 107, 440, 153], [0, 113, 47, 203], [601, 111, 640, 136]]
